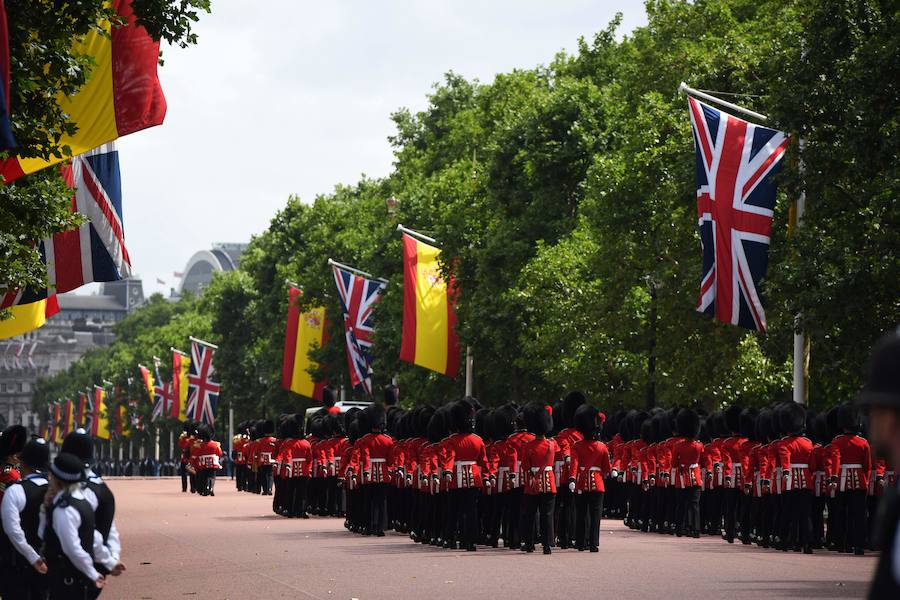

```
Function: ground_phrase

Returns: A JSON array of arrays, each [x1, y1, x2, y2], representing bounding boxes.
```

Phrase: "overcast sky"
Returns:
[[106, 1, 647, 297]]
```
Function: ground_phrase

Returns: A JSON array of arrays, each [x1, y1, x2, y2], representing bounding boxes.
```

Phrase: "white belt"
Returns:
[[841, 463, 862, 469], [531, 466, 553, 472], [687, 463, 699, 468], [457, 460, 476, 466], [292, 458, 307, 461], [790, 463, 809, 468], [370, 458, 386, 463], [456, 461, 476, 487]]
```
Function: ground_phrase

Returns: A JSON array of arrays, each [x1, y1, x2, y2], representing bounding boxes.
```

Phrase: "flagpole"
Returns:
[[154, 427, 160, 462], [396, 223, 438, 245], [328, 258, 389, 284], [792, 137, 809, 405], [678, 82, 768, 122], [188, 336, 219, 349], [465, 346, 474, 397], [170, 347, 188, 356]]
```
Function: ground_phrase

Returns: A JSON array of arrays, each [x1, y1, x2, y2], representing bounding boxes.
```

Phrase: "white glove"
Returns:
[[568, 481, 576, 493], [610, 469, 619, 479]]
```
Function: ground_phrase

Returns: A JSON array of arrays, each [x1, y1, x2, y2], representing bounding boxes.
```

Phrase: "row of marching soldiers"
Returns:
[[609, 400, 890, 555], [0, 427, 126, 600], [239, 385, 892, 557]]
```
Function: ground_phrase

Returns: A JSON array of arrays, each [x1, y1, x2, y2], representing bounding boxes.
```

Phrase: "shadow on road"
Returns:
[[723, 579, 868, 598]]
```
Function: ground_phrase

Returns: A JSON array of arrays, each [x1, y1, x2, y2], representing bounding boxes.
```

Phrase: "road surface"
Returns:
[[103, 478, 877, 599]]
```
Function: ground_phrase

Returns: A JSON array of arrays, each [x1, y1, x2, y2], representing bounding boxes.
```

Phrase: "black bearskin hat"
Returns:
[[563, 391, 587, 428], [347, 418, 361, 444], [492, 404, 517, 440], [262, 419, 275, 435], [640, 418, 655, 444], [756, 409, 774, 442], [450, 399, 476, 434], [428, 408, 450, 443], [474, 408, 491, 440], [698, 418, 711, 444], [322, 386, 337, 408], [676, 408, 701, 439], [523, 402, 553, 436], [724, 405, 743, 434], [739, 408, 758, 440], [61, 431, 94, 466], [383, 384, 399, 406], [778, 402, 806, 436], [198, 423, 213, 441], [573, 404, 599, 439], [837, 403, 860, 433], [811, 414, 829, 445], [366, 403, 387, 432], [277, 414, 292, 438], [415, 405, 435, 438], [551, 401, 565, 434]]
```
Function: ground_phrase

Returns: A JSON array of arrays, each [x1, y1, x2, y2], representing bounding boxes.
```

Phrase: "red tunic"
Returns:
[[671, 437, 704, 488], [704, 440, 723, 488], [569, 439, 611, 492], [491, 438, 518, 492], [655, 439, 673, 488], [554, 427, 582, 485], [256, 436, 278, 468], [778, 435, 816, 491], [828, 434, 872, 491], [521, 437, 560, 495], [0, 463, 20, 503], [195, 440, 223, 470], [439, 432, 493, 489], [508, 430, 536, 485], [357, 432, 394, 484]]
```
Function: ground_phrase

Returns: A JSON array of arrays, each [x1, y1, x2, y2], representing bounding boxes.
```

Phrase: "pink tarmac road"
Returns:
[[103, 478, 876, 599]]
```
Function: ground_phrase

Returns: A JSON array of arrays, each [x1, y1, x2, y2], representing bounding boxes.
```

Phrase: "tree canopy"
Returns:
[[34, 0, 899, 437]]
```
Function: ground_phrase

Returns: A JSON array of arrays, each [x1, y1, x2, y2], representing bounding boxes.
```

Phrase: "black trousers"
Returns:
[[556, 487, 576, 546], [180, 462, 191, 492], [839, 490, 867, 551], [258, 466, 273, 495], [783, 489, 813, 548], [291, 477, 309, 517], [367, 483, 389, 534], [0, 565, 48, 600], [48, 571, 91, 600], [204, 469, 217, 495], [522, 492, 555, 550], [505, 487, 524, 546], [450, 488, 480, 547], [575, 491, 604, 549], [723, 487, 739, 540], [675, 487, 701, 535]]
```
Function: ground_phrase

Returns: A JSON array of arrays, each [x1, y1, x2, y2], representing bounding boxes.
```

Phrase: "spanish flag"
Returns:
[[138, 364, 154, 404], [62, 399, 74, 439], [53, 403, 63, 445], [281, 286, 328, 400], [0, 296, 59, 340], [116, 405, 128, 438], [93, 386, 111, 440], [399, 233, 461, 377], [76, 392, 88, 427], [171, 351, 190, 421], [0, 0, 165, 183]]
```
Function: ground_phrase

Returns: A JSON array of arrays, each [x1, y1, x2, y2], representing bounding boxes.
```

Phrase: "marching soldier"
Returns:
[[520, 402, 560, 554], [568, 404, 611, 552]]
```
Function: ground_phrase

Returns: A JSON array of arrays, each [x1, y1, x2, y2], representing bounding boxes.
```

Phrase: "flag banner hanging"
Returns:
[[331, 265, 385, 395], [93, 386, 110, 440], [116, 405, 128, 438], [53, 403, 63, 445], [0, 296, 59, 340], [688, 96, 790, 332], [281, 287, 328, 401], [139, 364, 154, 404], [187, 340, 220, 425], [152, 363, 170, 421], [399, 233, 461, 377], [1, 144, 129, 308], [62, 399, 74, 439], [0, 1, 16, 151], [171, 351, 190, 421], [0, 0, 165, 183], [76, 392, 88, 427]]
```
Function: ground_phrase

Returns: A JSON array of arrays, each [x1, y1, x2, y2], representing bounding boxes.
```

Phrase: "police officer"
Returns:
[[858, 329, 900, 598], [0, 437, 50, 599], [41, 452, 123, 599], [61, 430, 125, 598]]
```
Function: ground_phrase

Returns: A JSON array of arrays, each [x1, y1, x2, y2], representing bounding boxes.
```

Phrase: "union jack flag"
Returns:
[[152, 363, 171, 421], [332, 265, 385, 394], [186, 341, 220, 425], [688, 96, 790, 332], [0, 143, 131, 308]]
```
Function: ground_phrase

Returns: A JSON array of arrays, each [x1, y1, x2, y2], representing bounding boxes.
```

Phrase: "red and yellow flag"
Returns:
[[76, 392, 88, 428], [171, 351, 190, 421], [0, 0, 166, 183], [93, 386, 111, 440], [53, 403, 64, 444], [399, 233, 461, 377], [0, 296, 59, 340], [139, 365, 154, 404], [281, 287, 327, 400]]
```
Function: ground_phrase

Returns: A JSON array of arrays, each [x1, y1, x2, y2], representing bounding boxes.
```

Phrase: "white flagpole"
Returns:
[[328, 258, 389, 284], [678, 82, 768, 122], [792, 138, 808, 405], [396, 223, 438, 244], [465, 346, 474, 397], [188, 336, 219, 349]]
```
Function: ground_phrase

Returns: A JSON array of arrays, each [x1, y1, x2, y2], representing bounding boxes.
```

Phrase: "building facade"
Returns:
[[0, 279, 143, 432], [177, 243, 247, 296]]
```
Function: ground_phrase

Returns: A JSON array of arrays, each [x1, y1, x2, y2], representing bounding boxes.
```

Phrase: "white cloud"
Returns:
[[112, 1, 646, 296]]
